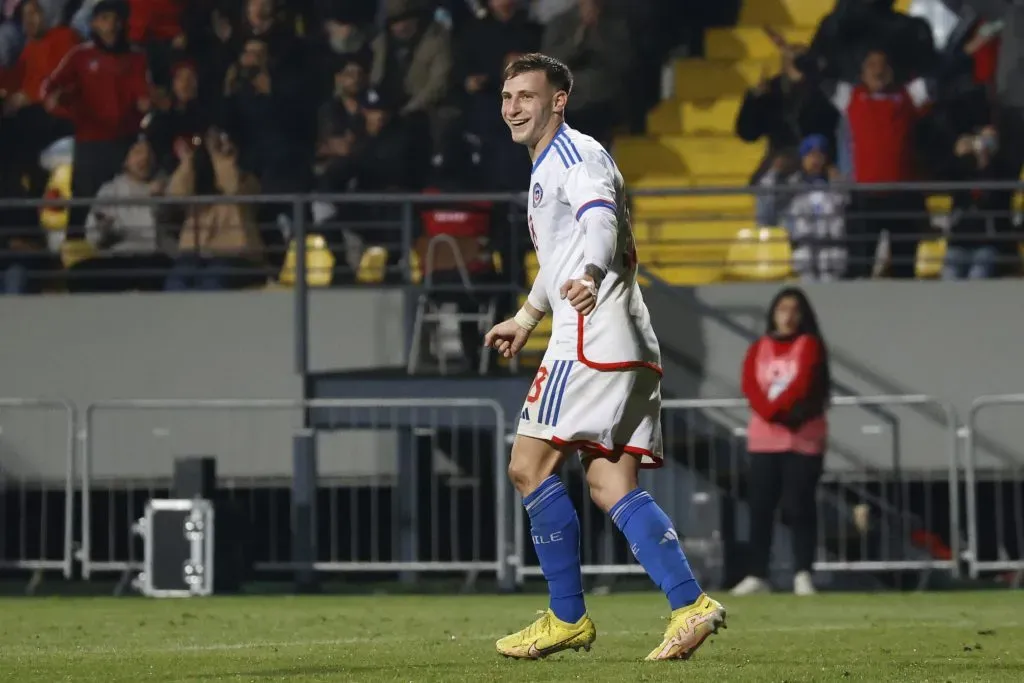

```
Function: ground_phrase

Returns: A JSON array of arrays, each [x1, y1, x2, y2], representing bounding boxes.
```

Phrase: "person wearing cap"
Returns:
[[758, 133, 848, 282], [41, 0, 150, 233]]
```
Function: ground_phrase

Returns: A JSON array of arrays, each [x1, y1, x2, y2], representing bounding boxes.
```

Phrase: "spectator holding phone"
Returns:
[[735, 27, 837, 183], [164, 128, 266, 291], [734, 287, 831, 597], [942, 125, 1018, 280]]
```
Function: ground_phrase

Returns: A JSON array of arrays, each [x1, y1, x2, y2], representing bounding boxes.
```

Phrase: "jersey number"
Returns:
[[526, 366, 549, 404]]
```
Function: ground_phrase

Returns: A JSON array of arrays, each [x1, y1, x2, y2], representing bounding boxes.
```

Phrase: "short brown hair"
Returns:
[[503, 53, 574, 94]]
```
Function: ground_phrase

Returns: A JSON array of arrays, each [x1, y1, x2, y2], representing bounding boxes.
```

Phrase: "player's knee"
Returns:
[[507, 458, 547, 496], [507, 438, 563, 495], [587, 479, 622, 514]]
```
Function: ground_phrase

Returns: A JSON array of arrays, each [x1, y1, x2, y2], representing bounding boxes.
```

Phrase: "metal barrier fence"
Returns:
[[964, 394, 1024, 580], [512, 395, 961, 587], [3, 390, 1022, 586], [0, 398, 76, 579], [81, 398, 509, 584]]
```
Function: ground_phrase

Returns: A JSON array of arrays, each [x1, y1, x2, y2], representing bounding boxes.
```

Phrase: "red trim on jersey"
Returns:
[[576, 314, 663, 375], [551, 437, 663, 469]]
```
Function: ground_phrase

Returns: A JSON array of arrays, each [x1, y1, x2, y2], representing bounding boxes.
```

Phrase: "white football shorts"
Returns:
[[515, 356, 664, 468]]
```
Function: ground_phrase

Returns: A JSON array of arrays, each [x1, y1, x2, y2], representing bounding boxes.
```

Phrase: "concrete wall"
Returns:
[[645, 281, 1024, 475], [0, 290, 405, 481], [3, 282, 1023, 482]]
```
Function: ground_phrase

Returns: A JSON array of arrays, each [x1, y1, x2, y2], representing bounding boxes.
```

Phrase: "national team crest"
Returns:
[[532, 182, 543, 207]]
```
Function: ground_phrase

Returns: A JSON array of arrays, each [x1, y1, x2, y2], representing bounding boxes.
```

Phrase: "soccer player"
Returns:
[[484, 53, 727, 661]]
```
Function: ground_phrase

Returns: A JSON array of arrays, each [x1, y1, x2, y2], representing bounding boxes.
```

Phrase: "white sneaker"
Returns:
[[730, 575, 771, 596], [793, 570, 816, 596]]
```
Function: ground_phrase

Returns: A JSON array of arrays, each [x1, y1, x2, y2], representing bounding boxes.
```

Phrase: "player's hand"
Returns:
[[483, 318, 531, 359], [560, 277, 597, 316]]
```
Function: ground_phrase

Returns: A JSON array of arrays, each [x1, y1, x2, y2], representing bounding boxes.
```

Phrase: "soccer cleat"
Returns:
[[645, 593, 726, 661], [495, 609, 597, 659]]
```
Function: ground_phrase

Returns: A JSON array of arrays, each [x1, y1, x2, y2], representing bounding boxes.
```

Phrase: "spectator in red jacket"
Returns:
[[42, 0, 150, 233], [0, 0, 77, 174], [127, 0, 186, 87], [734, 287, 831, 597], [829, 49, 931, 278]]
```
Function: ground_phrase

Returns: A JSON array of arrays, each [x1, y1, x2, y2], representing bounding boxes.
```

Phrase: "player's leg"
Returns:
[[586, 452, 726, 661], [585, 453, 701, 608], [507, 435, 586, 625], [496, 361, 597, 659]]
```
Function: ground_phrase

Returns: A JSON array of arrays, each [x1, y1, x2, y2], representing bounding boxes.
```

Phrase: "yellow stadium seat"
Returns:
[[524, 250, 539, 284], [279, 234, 335, 287], [915, 238, 946, 279], [410, 249, 422, 283], [925, 195, 953, 215], [725, 227, 793, 281], [59, 239, 96, 269], [355, 246, 388, 284], [40, 163, 72, 232]]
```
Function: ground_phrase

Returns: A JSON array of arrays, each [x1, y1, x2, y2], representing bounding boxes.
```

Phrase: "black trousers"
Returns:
[[847, 191, 926, 279], [746, 451, 824, 578]]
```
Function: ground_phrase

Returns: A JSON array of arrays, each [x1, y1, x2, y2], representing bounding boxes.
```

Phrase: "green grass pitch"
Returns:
[[1, 592, 1022, 681]]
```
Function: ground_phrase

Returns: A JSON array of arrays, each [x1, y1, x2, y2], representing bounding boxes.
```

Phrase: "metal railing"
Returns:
[[5, 182, 1024, 376], [512, 395, 961, 586], [0, 398, 77, 579], [964, 394, 1024, 580], [80, 398, 510, 584], [4, 390, 1024, 586]]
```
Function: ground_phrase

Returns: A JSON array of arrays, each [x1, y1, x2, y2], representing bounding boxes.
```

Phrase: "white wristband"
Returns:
[[513, 307, 541, 332]]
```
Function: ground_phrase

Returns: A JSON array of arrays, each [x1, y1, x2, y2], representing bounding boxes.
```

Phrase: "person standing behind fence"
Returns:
[[733, 287, 830, 597], [41, 0, 150, 237]]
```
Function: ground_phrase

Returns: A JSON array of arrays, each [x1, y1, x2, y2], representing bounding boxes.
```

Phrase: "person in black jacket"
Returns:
[[734, 39, 837, 183], [797, 0, 936, 85], [941, 125, 1019, 279]]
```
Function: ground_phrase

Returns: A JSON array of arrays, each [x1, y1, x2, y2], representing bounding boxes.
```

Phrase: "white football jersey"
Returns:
[[527, 124, 661, 371]]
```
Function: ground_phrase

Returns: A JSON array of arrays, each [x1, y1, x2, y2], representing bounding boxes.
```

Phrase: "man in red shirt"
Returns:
[[830, 49, 930, 278], [0, 0, 77, 175], [42, 0, 150, 233]]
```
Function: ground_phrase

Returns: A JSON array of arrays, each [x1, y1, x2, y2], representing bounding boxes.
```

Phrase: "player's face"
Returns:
[[501, 71, 565, 147], [773, 296, 802, 336]]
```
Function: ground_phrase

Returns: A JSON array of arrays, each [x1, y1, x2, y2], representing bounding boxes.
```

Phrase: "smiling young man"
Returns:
[[484, 53, 727, 662]]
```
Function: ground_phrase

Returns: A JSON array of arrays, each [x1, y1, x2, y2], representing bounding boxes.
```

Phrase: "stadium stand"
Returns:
[[0, 0, 1021, 293]]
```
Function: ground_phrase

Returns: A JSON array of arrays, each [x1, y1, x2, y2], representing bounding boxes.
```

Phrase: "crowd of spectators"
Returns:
[[740, 0, 1024, 281], [0, 0, 675, 293]]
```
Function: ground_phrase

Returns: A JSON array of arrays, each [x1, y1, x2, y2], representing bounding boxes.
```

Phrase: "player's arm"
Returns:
[[484, 268, 549, 359], [561, 158, 618, 315]]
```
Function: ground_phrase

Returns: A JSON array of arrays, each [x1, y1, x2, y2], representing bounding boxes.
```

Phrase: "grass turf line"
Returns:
[[0, 592, 1022, 682]]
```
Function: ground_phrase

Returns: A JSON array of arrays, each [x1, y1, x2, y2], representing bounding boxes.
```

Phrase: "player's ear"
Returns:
[[552, 90, 568, 116]]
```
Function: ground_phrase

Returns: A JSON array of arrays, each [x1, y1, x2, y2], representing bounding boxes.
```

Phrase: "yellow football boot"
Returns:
[[496, 609, 597, 659], [645, 593, 727, 661]]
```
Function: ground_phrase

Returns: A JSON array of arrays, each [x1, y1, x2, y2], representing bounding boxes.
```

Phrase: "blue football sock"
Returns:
[[610, 488, 702, 610], [524, 475, 585, 623]]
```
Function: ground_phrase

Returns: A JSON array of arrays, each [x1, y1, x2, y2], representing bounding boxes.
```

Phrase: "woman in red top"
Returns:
[[733, 287, 830, 597]]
